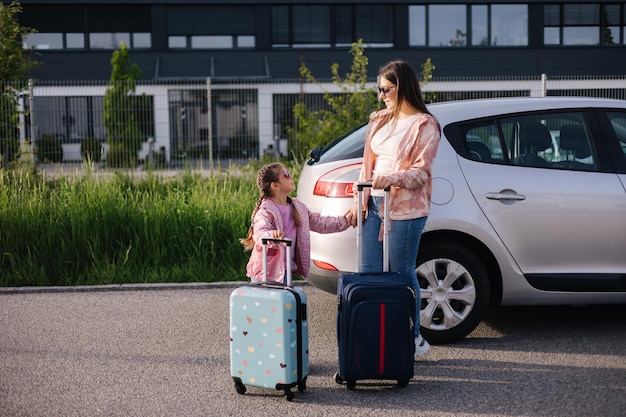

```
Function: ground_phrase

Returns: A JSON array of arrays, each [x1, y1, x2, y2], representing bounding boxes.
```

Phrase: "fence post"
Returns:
[[206, 77, 213, 172], [28, 79, 36, 162], [541, 73, 547, 97]]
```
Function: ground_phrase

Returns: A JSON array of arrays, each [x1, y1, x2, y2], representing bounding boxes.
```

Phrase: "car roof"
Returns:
[[427, 97, 626, 124]]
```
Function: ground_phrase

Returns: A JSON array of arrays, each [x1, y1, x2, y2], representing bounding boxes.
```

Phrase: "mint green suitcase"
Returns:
[[229, 238, 309, 401]]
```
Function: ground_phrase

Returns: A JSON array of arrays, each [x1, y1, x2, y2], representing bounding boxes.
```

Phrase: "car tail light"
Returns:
[[313, 259, 339, 271], [312, 163, 361, 198]]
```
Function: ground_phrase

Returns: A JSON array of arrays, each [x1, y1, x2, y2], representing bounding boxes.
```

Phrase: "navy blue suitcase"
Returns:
[[335, 183, 416, 390]]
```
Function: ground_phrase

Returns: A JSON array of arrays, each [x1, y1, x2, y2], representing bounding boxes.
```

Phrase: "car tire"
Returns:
[[416, 241, 491, 345]]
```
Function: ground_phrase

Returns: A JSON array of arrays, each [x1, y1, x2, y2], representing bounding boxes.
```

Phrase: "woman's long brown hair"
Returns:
[[370, 59, 437, 138]]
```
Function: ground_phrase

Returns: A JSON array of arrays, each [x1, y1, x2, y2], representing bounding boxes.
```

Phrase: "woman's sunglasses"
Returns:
[[377, 85, 397, 95]]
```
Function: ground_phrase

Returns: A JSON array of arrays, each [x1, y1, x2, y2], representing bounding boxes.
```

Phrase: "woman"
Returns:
[[346, 59, 441, 359]]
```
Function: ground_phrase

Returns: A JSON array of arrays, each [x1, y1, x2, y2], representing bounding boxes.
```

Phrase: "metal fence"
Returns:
[[1, 74, 625, 168]]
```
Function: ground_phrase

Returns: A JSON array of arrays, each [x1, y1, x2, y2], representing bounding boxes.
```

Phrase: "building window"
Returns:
[[66, 33, 85, 49], [24, 32, 84, 50], [544, 3, 623, 46], [168, 35, 255, 50], [23, 33, 64, 50], [132, 33, 152, 49], [352, 5, 394, 47], [603, 3, 623, 45], [492, 5, 528, 46], [271, 6, 290, 46], [293, 5, 330, 47], [272, 4, 393, 48], [409, 6, 426, 46], [271, 5, 331, 47], [564, 3, 600, 45], [89, 33, 131, 50], [169, 36, 187, 49], [191, 36, 233, 49], [25, 32, 149, 50], [409, 4, 528, 47], [429, 5, 467, 47], [471, 5, 488, 46], [545, 4, 561, 45], [165, 4, 256, 51], [237, 36, 255, 48]]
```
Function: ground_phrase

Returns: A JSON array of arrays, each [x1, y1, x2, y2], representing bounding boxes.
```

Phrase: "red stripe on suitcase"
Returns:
[[379, 303, 385, 374]]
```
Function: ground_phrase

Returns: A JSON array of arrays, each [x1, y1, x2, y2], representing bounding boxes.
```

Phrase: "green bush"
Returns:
[[0, 160, 299, 287], [106, 143, 136, 168], [35, 135, 63, 163], [0, 137, 19, 166], [80, 138, 103, 162]]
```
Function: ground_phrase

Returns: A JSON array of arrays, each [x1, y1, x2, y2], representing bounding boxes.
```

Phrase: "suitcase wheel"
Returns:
[[333, 372, 344, 385], [398, 379, 410, 388], [298, 376, 307, 392], [284, 389, 295, 402], [346, 379, 356, 390], [233, 377, 246, 395], [334, 372, 355, 389]]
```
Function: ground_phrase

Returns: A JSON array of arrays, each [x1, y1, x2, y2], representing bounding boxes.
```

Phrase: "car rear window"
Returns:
[[308, 124, 366, 164]]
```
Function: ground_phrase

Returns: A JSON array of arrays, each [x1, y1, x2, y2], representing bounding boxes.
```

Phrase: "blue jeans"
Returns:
[[361, 196, 427, 338]]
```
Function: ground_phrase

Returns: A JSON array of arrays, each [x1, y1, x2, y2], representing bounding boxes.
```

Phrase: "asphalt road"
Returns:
[[1, 283, 625, 417]]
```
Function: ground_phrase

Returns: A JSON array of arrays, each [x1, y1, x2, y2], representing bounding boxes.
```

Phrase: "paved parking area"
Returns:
[[1, 284, 625, 417]]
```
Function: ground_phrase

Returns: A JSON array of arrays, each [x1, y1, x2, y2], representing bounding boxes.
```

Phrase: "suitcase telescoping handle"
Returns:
[[261, 237, 293, 287], [356, 182, 390, 273]]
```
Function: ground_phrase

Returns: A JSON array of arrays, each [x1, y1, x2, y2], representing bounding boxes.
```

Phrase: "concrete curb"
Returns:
[[0, 280, 310, 295]]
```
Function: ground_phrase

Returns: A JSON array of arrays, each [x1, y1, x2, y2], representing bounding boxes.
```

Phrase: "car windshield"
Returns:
[[308, 124, 366, 164]]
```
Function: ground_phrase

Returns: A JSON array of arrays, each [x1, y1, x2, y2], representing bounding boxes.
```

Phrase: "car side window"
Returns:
[[606, 111, 626, 160], [455, 112, 598, 171], [463, 123, 504, 163]]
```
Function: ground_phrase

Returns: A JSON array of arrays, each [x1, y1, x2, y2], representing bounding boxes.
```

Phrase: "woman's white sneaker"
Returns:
[[414, 335, 430, 359]]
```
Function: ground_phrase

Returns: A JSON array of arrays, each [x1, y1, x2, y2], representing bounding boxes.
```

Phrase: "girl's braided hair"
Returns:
[[239, 163, 300, 251]]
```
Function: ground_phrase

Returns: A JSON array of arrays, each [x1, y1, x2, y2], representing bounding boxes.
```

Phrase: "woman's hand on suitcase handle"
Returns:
[[372, 175, 395, 190], [271, 229, 284, 240]]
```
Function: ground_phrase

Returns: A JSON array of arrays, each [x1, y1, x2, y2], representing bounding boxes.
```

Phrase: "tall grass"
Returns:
[[0, 161, 300, 287]]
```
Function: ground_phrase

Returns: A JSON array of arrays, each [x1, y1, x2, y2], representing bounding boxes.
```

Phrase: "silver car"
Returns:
[[296, 97, 626, 344]]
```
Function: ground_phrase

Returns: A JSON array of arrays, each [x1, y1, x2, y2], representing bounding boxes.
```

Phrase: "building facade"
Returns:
[[13, 0, 626, 81], [5, 1, 626, 164]]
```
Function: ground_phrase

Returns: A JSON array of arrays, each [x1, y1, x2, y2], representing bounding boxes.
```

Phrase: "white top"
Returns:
[[370, 115, 418, 196]]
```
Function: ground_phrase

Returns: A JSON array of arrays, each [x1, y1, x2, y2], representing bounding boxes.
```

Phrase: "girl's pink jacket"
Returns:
[[246, 197, 349, 283]]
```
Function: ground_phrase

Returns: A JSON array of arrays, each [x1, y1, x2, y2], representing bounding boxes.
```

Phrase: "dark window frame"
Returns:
[[544, 3, 624, 46], [271, 4, 394, 48]]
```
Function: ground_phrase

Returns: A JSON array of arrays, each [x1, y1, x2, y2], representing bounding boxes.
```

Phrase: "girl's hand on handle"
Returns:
[[345, 206, 357, 227], [345, 201, 367, 228], [271, 230, 284, 239]]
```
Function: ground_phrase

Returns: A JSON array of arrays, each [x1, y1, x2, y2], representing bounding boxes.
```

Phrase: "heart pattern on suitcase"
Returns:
[[230, 285, 309, 388]]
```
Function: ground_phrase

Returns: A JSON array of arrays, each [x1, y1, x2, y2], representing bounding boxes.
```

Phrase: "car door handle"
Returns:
[[485, 191, 526, 201]]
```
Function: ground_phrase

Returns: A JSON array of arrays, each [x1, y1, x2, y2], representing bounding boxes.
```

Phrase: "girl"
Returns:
[[241, 162, 350, 284]]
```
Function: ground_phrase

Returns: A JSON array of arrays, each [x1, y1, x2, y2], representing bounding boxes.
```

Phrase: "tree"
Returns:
[[290, 40, 435, 160], [288, 40, 379, 160], [103, 42, 144, 167], [0, 1, 39, 82], [0, 1, 40, 167], [420, 58, 437, 103]]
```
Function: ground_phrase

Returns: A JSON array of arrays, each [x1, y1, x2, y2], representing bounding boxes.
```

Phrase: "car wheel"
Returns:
[[416, 241, 491, 344]]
